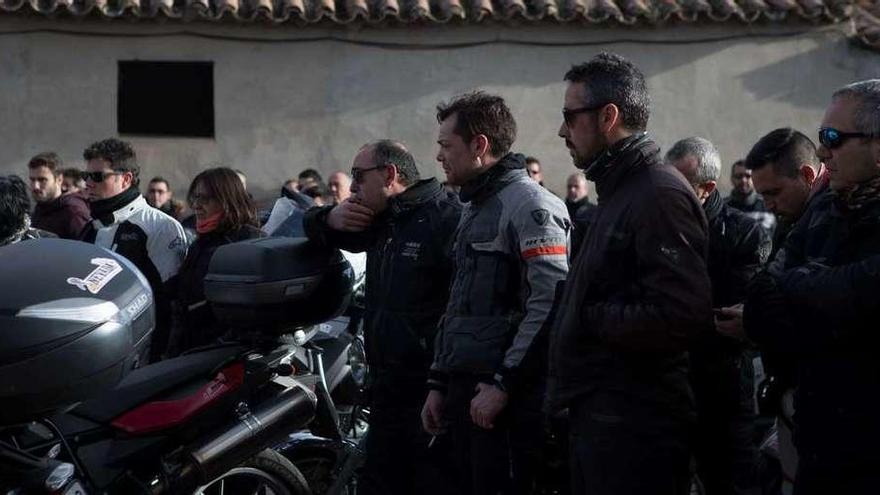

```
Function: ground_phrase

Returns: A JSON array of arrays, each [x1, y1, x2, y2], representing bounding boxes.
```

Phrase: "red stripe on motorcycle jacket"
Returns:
[[522, 245, 567, 259], [111, 363, 245, 435]]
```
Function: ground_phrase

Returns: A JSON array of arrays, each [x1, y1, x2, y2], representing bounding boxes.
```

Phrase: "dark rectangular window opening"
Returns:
[[118, 61, 214, 138]]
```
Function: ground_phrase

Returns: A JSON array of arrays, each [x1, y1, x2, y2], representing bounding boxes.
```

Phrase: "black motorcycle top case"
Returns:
[[0, 239, 154, 425], [204, 237, 353, 334]]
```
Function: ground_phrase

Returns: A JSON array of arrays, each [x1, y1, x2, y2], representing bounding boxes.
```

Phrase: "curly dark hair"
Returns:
[[564, 53, 651, 132], [187, 167, 257, 233], [436, 91, 517, 158], [0, 175, 30, 241], [83, 138, 140, 187]]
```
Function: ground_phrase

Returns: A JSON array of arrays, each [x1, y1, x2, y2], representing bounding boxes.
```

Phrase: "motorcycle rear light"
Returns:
[[111, 363, 245, 435]]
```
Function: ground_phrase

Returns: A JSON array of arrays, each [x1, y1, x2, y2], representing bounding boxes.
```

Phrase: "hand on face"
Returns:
[[327, 198, 375, 232]]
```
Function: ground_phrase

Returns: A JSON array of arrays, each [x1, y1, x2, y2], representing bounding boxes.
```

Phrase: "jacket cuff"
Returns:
[[492, 366, 518, 396], [303, 205, 335, 244], [427, 370, 449, 394]]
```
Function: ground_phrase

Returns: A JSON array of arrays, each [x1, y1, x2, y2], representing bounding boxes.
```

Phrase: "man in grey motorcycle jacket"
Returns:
[[421, 91, 570, 494]]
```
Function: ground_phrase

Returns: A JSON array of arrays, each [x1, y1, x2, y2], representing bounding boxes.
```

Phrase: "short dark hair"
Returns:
[[303, 183, 330, 200], [745, 128, 820, 179], [149, 176, 170, 190], [83, 138, 140, 187], [368, 140, 421, 187], [298, 169, 323, 183], [0, 175, 30, 242], [27, 152, 63, 175], [187, 167, 257, 233], [564, 53, 651, 132], [436, 91, 517, 157], [525, 156, 541, 166]]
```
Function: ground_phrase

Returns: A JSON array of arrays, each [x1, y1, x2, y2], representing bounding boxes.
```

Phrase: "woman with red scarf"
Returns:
[[167, 167, 264, 356]]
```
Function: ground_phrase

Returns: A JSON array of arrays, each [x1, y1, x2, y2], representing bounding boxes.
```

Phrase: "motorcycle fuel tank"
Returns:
[[204, 237, 353, 335], [0, 239, 154, 425]]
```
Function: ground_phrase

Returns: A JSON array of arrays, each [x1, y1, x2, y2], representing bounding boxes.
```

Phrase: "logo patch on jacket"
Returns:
[[531, 209, 550, 226], [401, 242, 422, 261]]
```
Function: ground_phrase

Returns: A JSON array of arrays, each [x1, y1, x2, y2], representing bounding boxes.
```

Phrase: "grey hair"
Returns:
[[665, 136, 722, 184], [363, 139, 421, 187], [833, 79, 880, 137]]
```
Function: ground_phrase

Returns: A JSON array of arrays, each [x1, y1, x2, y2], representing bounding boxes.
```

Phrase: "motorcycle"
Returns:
[[0, 237, 353, 494]]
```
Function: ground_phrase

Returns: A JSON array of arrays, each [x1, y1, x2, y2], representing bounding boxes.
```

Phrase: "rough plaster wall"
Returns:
[[1, 19, 879, 204]]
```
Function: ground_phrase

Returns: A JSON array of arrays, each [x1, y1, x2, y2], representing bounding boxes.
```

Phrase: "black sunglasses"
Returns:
[[80, 170, 123, 183], [818, 127, 869, 150], [351, 165, 386, 184], [562, 103, 606, 127]]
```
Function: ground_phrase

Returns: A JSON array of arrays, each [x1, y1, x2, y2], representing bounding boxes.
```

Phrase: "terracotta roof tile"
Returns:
[[0, 0, 867, 25]]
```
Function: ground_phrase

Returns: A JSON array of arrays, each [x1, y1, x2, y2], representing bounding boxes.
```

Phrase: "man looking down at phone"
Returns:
[[304, 140, 462, 495], [667, 137, 771, 495]]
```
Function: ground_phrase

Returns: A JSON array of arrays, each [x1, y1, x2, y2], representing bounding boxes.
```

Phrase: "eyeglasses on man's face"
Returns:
[[562, 103, 606, 127], [81, 170, 122, 183], [351, 165, 386, 184], [818, 127, 870, 150]]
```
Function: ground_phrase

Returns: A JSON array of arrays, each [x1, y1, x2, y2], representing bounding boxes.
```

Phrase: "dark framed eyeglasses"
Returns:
[[562, 103, 606, 127], [80, 170, 123, 183], [351, 165, 386, 184], [818, 127, 869, 150]]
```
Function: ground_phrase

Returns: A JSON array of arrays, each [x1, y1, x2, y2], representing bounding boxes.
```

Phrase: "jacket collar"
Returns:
[[703, 189, 724, 222], [91, 191, 146, 227], [729, 189, 760, 208], [585, 133, 658, 201], [459, 153, 527, 204], [388, 178, 444, 217]]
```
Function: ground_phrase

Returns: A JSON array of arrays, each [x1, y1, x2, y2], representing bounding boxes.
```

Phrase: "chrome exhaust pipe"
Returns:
[[172, 383, 317, 492]]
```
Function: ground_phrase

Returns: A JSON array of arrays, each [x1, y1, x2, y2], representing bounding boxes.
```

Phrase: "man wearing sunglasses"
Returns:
[[305, 140, 462, 495], [741, 80, 880, 494], [80, 138, 187, 363], [548, 53, 713, 495]]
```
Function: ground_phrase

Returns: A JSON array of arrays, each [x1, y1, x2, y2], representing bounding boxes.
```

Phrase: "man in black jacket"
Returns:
[[743, 80, 880, 494], [304, 139, 462, 495], [667, 137, 771, 495], [548, 53, 714, 495], [725, 160, 776, 237]]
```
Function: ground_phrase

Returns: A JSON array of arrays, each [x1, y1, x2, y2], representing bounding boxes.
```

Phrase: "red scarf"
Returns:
[[196, 212, 224, 234]]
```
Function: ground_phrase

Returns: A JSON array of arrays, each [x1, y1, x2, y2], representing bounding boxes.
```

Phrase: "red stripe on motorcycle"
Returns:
[[111, 362, 245, 435]]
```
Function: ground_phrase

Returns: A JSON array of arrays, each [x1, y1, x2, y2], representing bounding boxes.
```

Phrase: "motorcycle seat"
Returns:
[[70, 345, 249, 424]]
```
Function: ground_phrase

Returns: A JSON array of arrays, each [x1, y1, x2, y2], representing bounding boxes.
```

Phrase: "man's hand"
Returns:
[[422, 390, 446, 435], [470, 382, 509, 430], [715, 303, 746, 341], [326, 199, 375, 232]]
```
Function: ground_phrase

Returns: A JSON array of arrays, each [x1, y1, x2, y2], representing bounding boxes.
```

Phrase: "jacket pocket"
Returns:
[[437, 315, 513, 374]]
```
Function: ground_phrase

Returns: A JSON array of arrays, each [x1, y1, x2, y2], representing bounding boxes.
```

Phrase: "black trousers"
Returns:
[[359, 372, 454, 495], [444, 374, 546, 495], [691, 354, 760, 495], [568, 393, 692, 495]]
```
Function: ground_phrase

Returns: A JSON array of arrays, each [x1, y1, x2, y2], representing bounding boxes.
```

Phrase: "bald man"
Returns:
[[328, 171, 352, 205]]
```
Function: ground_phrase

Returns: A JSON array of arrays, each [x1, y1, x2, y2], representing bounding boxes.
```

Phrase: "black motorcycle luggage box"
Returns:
[[204, 237, 353, 334], [0, 239, 154, 425]]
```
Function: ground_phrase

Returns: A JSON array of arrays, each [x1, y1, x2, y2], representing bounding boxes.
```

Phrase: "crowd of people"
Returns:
[[0, 52, 878, 495]]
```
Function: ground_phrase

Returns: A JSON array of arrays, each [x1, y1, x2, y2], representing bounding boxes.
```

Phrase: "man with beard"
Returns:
[[742, 80, 880, 494], [565, 172, 596, 254], [548, 53, 713, 495], [305, 140, 461, 495], [726, 160, 776, 235], [666, 137, 770, 495], [422, 91, 569, 494], [80, 138, 187, 362], [27, 152, 90, 239]]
